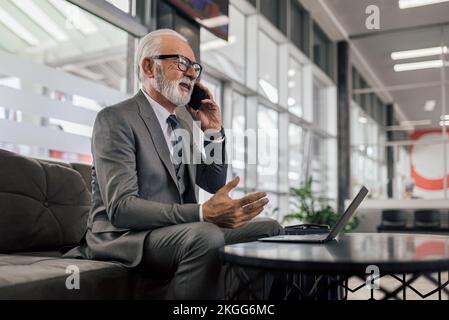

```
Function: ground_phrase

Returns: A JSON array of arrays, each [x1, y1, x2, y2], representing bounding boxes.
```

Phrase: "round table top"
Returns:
[[221, 233, 449, 274]]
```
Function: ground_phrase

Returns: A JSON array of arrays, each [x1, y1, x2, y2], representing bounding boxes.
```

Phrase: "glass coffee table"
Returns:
[[221, 233, 449, 300]]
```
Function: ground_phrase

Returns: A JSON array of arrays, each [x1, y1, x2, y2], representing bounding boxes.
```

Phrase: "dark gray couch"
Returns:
[[0, 149, 165, 299]]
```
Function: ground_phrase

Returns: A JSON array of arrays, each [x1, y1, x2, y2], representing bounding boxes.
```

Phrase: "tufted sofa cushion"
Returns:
[[38, 159, 93, 194], [0, 254, 130, 299], [0, 150, 91, 253]]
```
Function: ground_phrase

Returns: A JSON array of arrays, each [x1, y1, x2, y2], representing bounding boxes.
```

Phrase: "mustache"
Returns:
[[177, 77, 194, 89]]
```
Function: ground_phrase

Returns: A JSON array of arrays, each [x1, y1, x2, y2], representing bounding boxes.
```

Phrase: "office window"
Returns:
[[257, 105, 279, 191], [352, 66, 387, 129], [0, 0, 129, 92], [248, 0, 257, 8], [106, 0, 130, 13], [310, 133, 328, 199], [262, 192, 279, 219], [313, 22, 333, 78], [260, 0, 287, 35], [365, 93, 374, 120], [258, 32, 279, 104], [288, 123, 304, 189], [376, 96, 386, 128], [298, 129, 336, 205], [350, 103, 363, 147], [370, 96, 378, 124], [350, 101, 387, 198], [290, 0, 309, 55], [231, 188, 245, 201], [200, 5, 246, 83], [0, 0, 131, 163], [231, 92, 246, 187], [201, 76, 222, 110], [310, 134, 322, 193], [360, 79, 369, 114], [352, 66, 362, 107], [395, 146, 411, 197], [313, 78, 327, 130], [288, 57, 303, 117]]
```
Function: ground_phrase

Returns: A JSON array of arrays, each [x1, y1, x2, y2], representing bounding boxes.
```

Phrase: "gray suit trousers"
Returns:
[[141, 218, 284, 299]]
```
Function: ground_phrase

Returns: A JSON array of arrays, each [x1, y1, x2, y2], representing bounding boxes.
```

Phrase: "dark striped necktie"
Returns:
[[166, 114, 183, 168]]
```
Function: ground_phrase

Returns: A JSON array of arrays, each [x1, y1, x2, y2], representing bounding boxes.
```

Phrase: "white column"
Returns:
[[302, 64, 314, 123], [245, 96, 258, 191], [326, 86, 337, 136], [278, 43, 289, 110], [278, 112, 289, 194], [327, 138, 338, 208], [246, 14, 258, 92], [278, 112, 290, 221]]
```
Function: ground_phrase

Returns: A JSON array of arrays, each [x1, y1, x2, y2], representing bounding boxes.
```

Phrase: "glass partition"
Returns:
[[0, 0, 132, 163]]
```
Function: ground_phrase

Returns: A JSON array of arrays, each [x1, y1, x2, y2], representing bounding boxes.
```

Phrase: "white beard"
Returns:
[[151, 64, 194, 107]]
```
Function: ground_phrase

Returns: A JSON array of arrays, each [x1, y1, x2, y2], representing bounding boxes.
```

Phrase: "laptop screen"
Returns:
[[326, 186, 369, 240]]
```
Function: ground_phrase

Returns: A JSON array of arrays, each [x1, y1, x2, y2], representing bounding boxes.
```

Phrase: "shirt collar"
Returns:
[[141, 88, 174, 128]]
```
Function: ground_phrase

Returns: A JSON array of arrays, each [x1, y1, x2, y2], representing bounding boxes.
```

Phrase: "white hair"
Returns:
[[135, 29, 188, 82]]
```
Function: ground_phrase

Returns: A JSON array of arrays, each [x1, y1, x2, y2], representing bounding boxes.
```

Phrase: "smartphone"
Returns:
[[188, 84, 209, 110]]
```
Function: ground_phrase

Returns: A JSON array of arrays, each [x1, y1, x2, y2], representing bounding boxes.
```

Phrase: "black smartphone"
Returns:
[[188, 84, 209, 110]]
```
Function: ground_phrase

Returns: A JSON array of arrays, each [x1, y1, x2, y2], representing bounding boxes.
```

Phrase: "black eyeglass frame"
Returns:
[[151, 54, 202, 79]]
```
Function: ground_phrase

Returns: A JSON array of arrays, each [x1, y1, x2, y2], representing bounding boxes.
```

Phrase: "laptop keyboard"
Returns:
[[258, 233, 331, 242], [273, 234, 328, 240], [304, 234, 328, 239]]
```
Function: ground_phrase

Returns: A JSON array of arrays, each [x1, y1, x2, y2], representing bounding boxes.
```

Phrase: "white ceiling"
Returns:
[[323, 0, 449, 36], [317, 0, 449, 128]]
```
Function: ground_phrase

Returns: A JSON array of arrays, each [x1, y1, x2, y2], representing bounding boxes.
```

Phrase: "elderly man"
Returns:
[[66, 29, 283, 299]]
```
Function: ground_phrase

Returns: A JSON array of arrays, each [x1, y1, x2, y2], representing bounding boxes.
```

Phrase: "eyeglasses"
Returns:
[[151, 54, 202, 79]]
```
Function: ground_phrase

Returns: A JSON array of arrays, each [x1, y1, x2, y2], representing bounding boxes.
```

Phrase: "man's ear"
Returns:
[[142, 58, 155, 79]]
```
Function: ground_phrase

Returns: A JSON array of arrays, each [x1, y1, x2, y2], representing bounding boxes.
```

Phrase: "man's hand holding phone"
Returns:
[[186, 82, 222, 131]]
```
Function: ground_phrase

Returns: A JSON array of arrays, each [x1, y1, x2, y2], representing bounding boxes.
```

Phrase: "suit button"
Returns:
[[43, 201, 49, 207]]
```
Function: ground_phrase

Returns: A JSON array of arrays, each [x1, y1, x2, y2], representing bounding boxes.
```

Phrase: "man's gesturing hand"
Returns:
[[202, 176, 269, 228]]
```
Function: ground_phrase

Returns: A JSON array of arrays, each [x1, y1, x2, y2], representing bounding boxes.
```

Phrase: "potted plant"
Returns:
[[283, 177, 359, 233]]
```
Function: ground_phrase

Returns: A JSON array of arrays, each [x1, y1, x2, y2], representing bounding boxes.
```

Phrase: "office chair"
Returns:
[[377, 209, 407, 232], [413, 209, 441, 231]]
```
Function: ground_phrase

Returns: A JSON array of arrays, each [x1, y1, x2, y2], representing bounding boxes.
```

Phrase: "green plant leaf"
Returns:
[[284, 178, 359, 232]]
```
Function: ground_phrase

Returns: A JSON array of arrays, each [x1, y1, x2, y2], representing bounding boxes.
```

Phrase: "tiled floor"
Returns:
[[346, 272, 449, 300]]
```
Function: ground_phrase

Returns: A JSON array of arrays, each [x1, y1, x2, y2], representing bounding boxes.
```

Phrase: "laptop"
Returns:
[[258, 186, 369, 243]]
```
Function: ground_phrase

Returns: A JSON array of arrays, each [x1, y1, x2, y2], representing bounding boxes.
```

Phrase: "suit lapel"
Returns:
[[135, 90, 179, 191]]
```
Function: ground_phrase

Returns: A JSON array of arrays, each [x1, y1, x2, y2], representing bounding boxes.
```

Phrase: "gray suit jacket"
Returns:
[[65, 90, 227, 267]]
